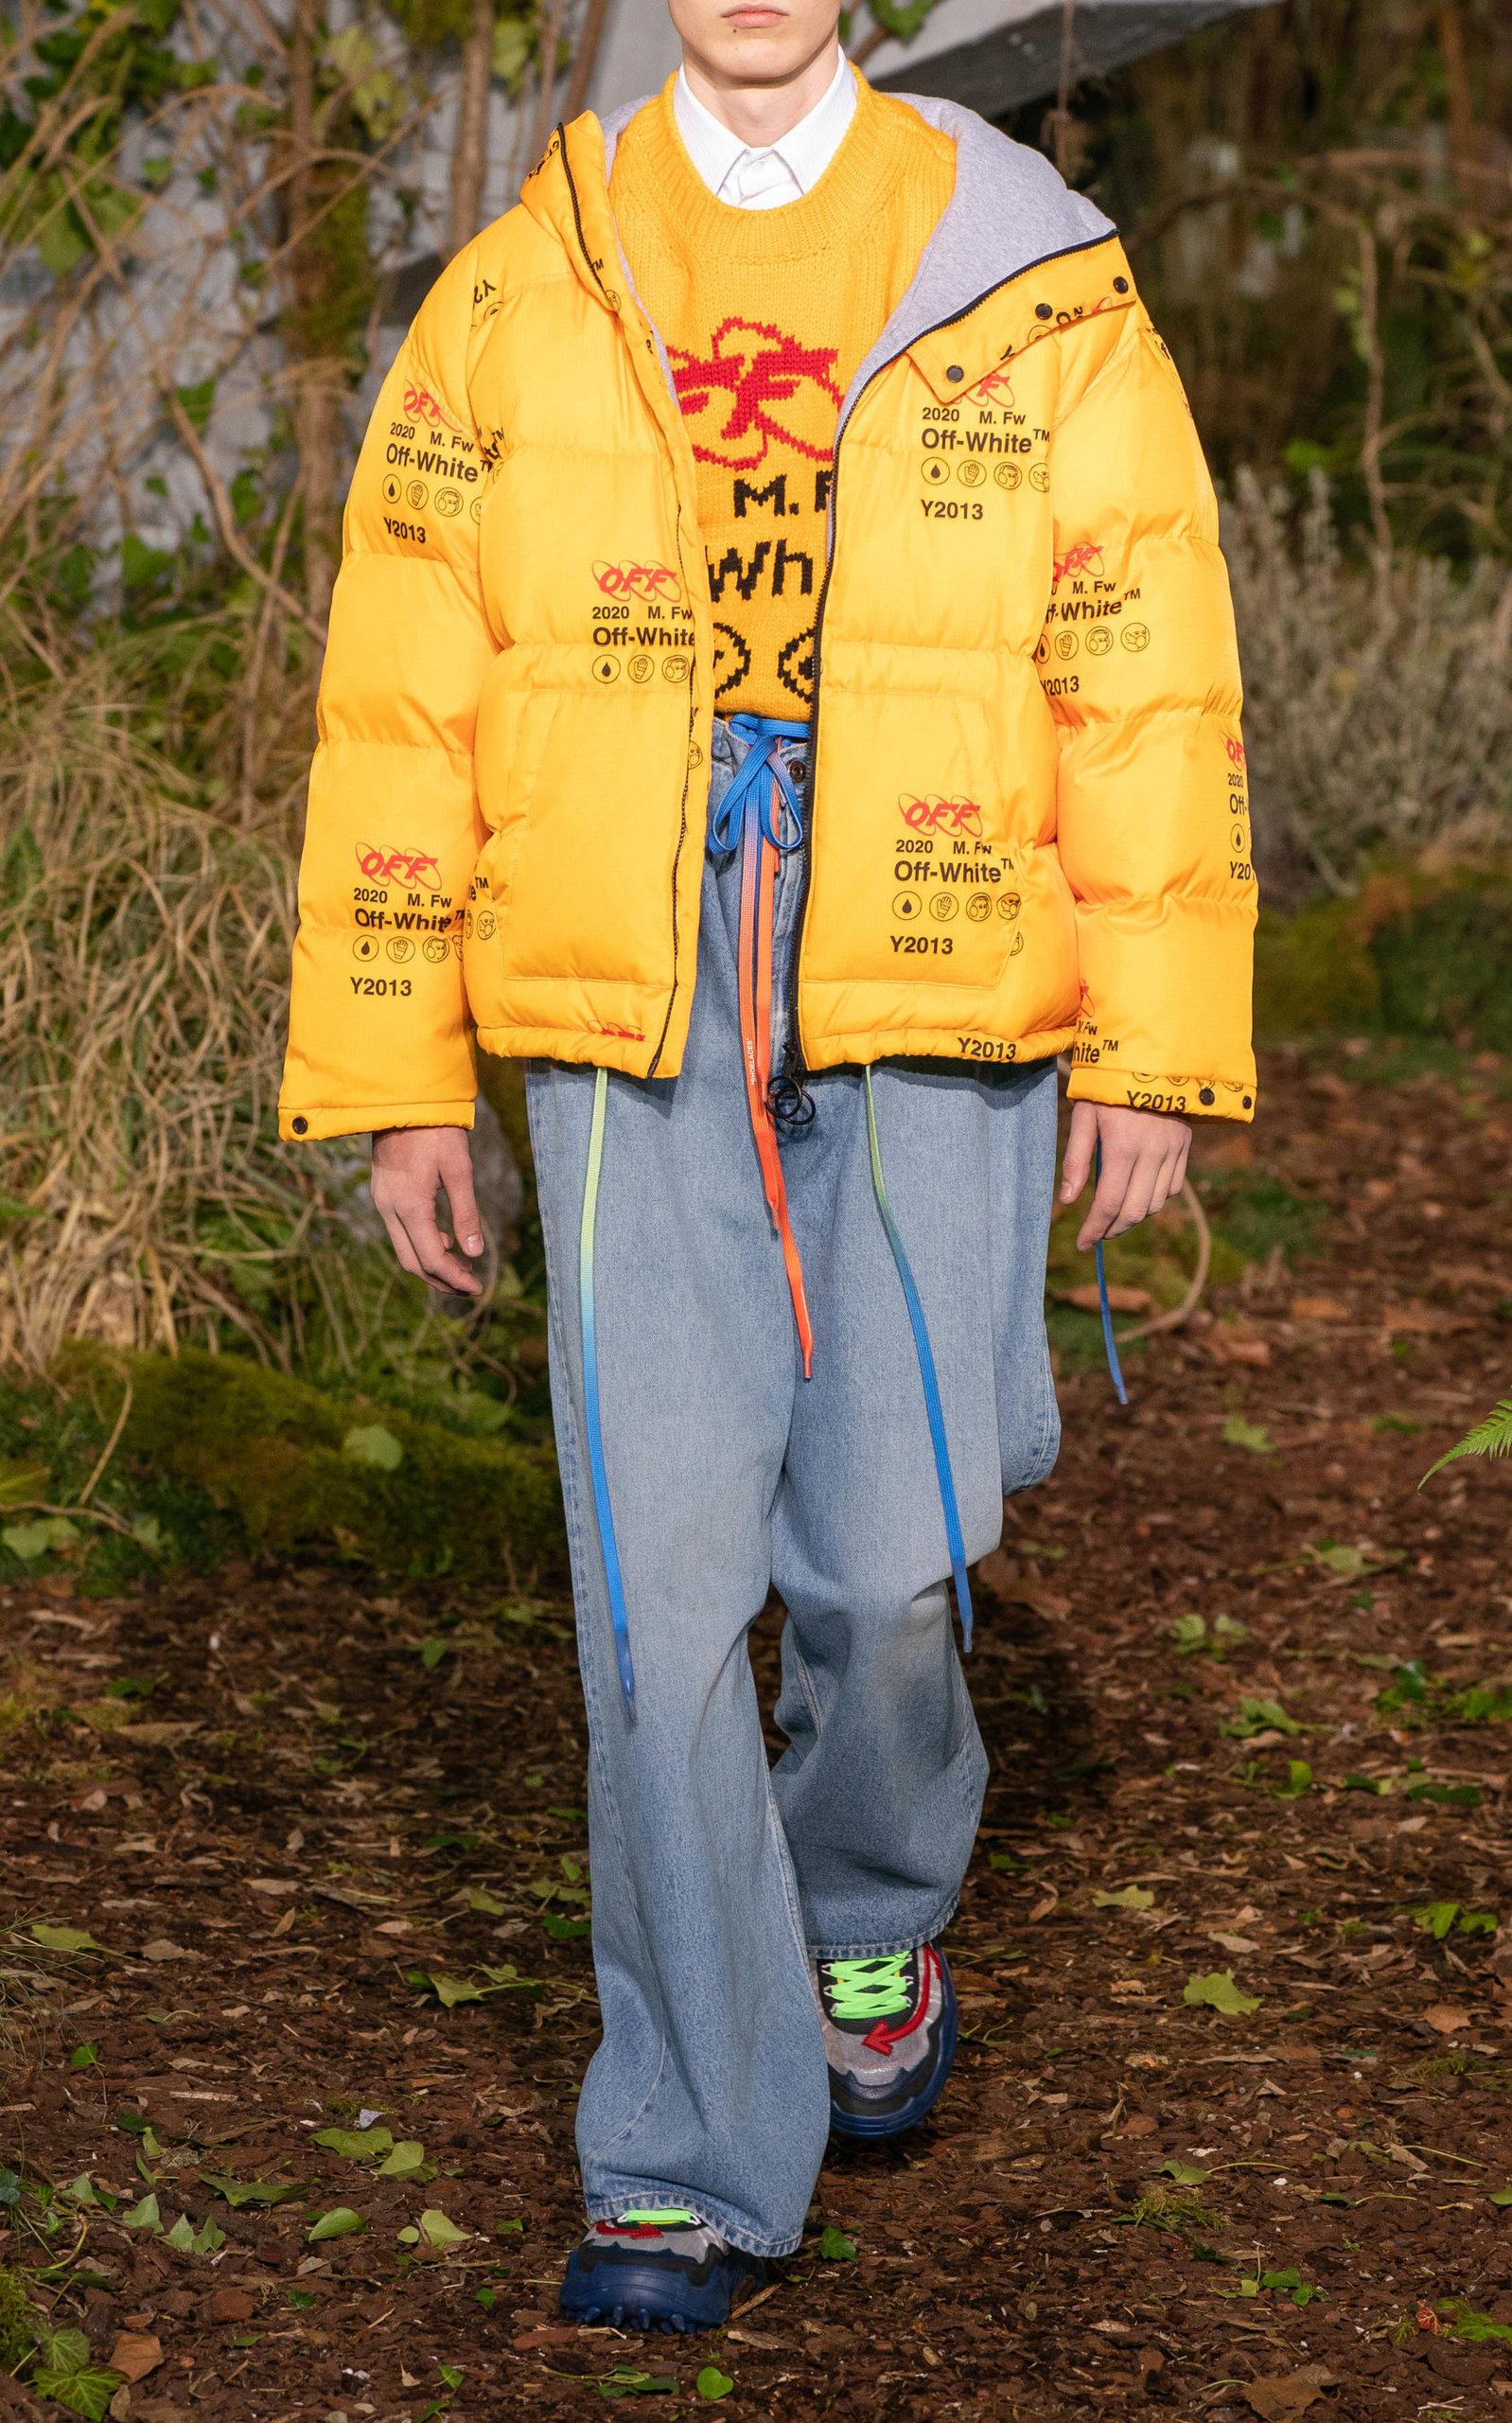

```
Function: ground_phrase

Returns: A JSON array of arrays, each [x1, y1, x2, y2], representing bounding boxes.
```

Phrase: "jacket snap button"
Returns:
[[291, 1116, 308, 1135], [945, 363, 964, 381], [1115, 275, 1130, 293], [1035, 302, 1053, 320]]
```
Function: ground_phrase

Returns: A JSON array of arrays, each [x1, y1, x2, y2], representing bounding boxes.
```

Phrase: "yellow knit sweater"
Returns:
[[611, 72, 955, 716]]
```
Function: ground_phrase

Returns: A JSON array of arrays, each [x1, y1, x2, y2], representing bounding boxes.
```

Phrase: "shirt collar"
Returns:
[[672, 47, 857, 203]]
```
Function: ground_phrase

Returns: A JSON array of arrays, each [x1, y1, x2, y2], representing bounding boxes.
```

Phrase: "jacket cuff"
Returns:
[[278, 1099, 477, 1143], [1065, 1064, 1256, 1123]]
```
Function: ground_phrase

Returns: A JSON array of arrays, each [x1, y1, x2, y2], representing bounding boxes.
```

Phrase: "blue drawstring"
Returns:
[[864, 1070, 975, 1654], [709, 712, 809, 856], [1093, 1141, 1130, 1406], [579, 1066, 636, 1708]]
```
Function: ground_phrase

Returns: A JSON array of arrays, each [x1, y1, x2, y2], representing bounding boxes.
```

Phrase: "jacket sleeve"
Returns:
[[1039, 300, 1257, 1123], [279, 239, 498, 1142]]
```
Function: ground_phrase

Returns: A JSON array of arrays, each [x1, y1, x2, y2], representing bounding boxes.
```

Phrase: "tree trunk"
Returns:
[[286, 0, 340, 625], [561, 0, 615, 123], [449, 0, 495, 258], [1436, 0, 1479, 194]]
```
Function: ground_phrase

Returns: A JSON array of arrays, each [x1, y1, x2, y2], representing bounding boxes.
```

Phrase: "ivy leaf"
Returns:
[[396, 2208, 470, 2250], [312, 2125, 393, 2162], [1407, 1901, 1461, 1940], [1184, 1970, 1261, 2018], [1094, 1885, 1155, 1911], [202, 2173, 303, 2209], [377, 2140, 431, 2180], [307, 2206, 366, 2242], [0, 1470, 51, 1547], [119, 2193, 161, 2231], [30, 1923, 102, 1954], [696, 2366, 735, 2398], [1221, 1697, 1302, 1740], [1222, 1415, 1274, 1455], [818, 2225, 856, 2260], [1160, 2159, 1211, 2184], [30, 2329, 121, 2422], [343, 1423, 403, 1471]]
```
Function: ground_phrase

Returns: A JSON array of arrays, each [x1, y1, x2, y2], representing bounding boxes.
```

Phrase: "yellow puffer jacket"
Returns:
[[279, 80, 1256, 1143]]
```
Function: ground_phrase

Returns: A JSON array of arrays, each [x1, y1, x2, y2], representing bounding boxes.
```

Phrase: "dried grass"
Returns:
[[1225, 470, 1512, 895], [0, 633, 374, 1372]]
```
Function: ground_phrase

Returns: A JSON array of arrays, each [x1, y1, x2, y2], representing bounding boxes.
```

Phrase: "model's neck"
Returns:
[[678, 38, 841, 150]]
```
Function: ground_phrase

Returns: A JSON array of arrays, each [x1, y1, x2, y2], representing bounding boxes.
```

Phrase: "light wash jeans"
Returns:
[[525, 715, 1061, 2256]]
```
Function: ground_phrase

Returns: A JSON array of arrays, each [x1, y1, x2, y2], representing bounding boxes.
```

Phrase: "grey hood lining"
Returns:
[[594, 79, 1115, 435]]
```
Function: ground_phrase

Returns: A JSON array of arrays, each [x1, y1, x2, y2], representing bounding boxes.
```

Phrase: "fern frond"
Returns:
[[1421, 1397, 1512, 1487]]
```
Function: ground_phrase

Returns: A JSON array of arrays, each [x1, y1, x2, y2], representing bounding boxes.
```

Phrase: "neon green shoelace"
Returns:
[[619, 2207, 696, 2228], [820, 1952, 913, 2023]]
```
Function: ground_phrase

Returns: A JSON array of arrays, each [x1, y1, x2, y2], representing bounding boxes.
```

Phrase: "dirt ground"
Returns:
[[3, 1041, 1511, 2422]]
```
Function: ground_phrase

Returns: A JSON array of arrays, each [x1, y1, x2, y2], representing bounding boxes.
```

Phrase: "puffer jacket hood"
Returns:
[[279, 73, 1255, 1142]]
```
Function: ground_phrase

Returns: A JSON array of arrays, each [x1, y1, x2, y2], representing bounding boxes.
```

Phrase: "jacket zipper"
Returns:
[[558, 124, 697, 1080], [791, 226, 1124, 1070]]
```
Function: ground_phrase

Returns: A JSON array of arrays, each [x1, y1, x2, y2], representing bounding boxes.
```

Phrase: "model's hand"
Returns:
[[1060, 1101, 1191, 1252], [371, 1125, 484, 1296]]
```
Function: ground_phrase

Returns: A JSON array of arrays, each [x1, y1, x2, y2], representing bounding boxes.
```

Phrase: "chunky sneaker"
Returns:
[[816, 1942, 958, 2141], [559, 2208, 765, 2333]]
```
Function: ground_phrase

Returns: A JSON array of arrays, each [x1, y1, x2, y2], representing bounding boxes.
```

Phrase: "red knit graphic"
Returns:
[[669, 316, 843, 470]]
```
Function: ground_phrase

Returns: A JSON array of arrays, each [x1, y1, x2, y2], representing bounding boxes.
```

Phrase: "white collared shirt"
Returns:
[[672, 47, 856, 209]]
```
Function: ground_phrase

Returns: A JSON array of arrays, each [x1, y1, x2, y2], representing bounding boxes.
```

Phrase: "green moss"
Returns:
[[1254, 896, 1380, 1040], [1255, 865, 1512, 1052], [1368, 875, 1512, 1052], [59, 1347, 566, 1585], [0, 2267, 38, 2371]]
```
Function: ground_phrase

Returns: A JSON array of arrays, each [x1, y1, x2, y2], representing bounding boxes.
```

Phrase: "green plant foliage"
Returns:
[[1421, 1398, 1512, 1485]]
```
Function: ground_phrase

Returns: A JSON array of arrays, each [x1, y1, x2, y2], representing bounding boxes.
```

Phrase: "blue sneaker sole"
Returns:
[[559, 2255, 764, 2334], [827, 1961, 959, 2143]]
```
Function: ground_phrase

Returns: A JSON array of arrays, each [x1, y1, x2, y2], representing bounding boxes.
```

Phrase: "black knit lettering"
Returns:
[[708, 541, 771, 604]]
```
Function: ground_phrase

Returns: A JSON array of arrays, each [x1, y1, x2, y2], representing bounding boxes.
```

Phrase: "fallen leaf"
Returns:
[[396, 2207, 469, 2249], [376, 2139, 431, 2180], [1422, 2004, 1472, 2037], [1184, 1970, 1262, 2017], [312, 2125, 393, 2162], [1289, 1296, 1347, 1322], [138, 1939, 191, 1963], [108, 2333, 162, 2384], [1054, 1282, 1152, 1315], [1241, 2363, 1337, 2419], [1204, 1330, 1273, 1369], [202, 2289, 255, 2324], [29, 1923, 102, 1955], [1095, 1885, 1155, 1912]]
